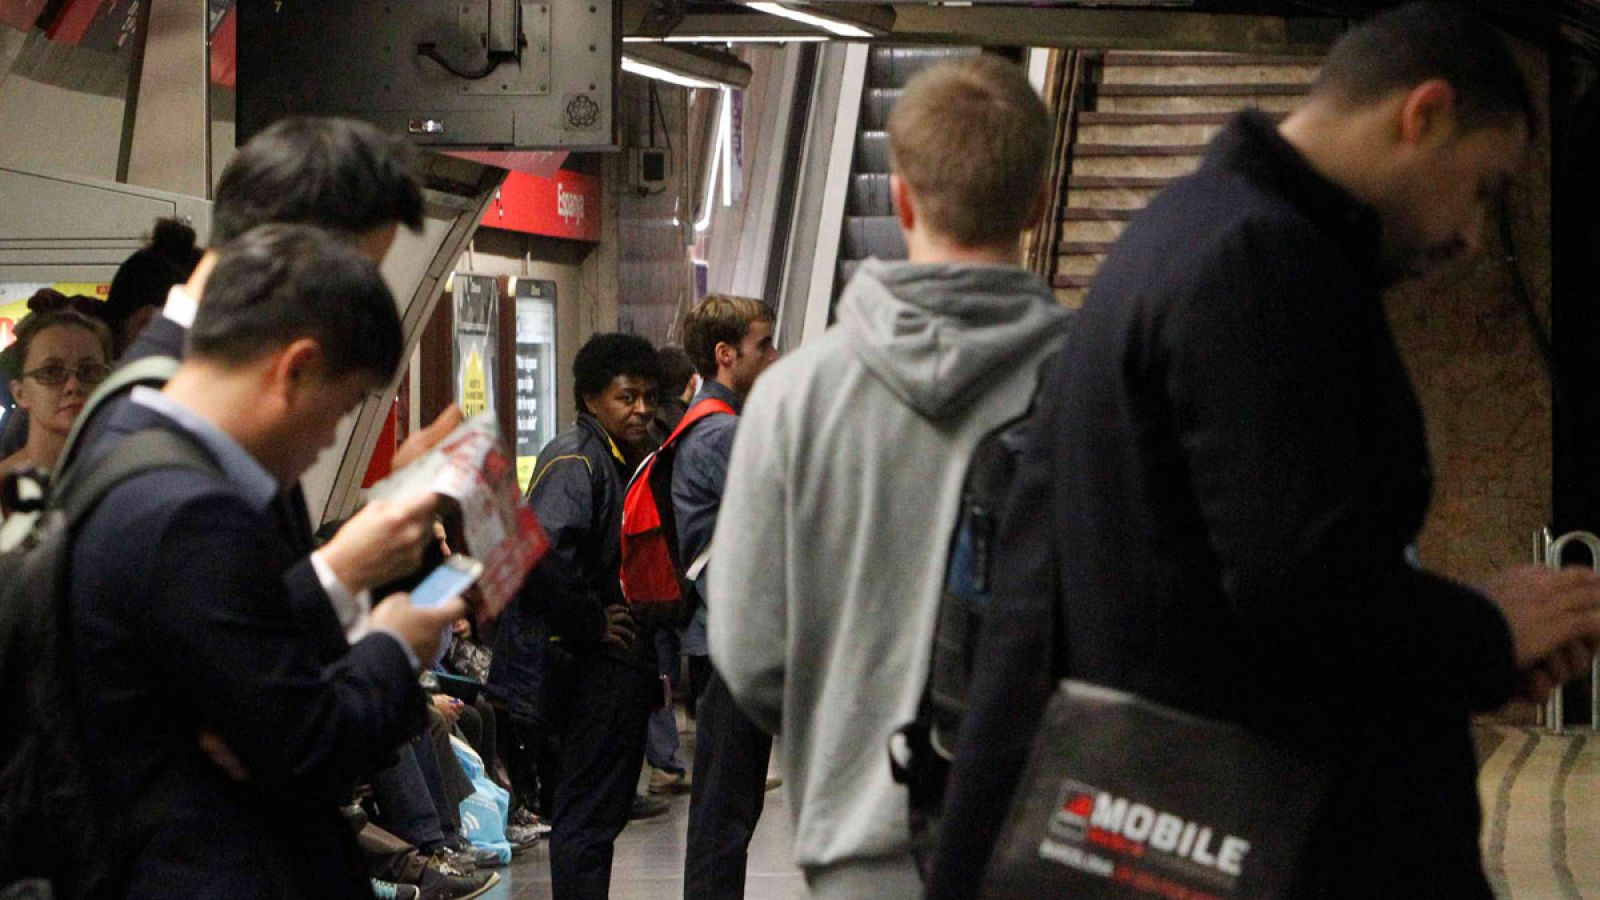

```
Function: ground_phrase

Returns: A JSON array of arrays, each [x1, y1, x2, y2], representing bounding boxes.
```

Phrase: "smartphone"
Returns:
[[411, 555, 484, 610]]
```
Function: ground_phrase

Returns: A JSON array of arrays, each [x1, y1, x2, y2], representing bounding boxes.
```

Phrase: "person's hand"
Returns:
[[432, 693, 464, 723], [393, 405, 465, 472], [371, 592, 468, 667], [320, 492, 438, 593], [197, 728, 250, 782], [601, 604, 636, 651], [1481, 565, 1600, 673]]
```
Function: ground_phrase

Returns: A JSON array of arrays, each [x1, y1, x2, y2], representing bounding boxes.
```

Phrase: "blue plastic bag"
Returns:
[[450, 736, 513, 865]]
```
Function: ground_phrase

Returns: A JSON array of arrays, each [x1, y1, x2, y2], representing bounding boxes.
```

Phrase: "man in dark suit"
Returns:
[[66, 224, 464, 900], [932, 6, 1600, 899]]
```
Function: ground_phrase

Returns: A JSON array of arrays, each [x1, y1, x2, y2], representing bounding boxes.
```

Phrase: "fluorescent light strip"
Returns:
[[621, 55, 721, 89], [746, 2, 873, 38], [695, 89, 731, 232], [623, 34, 829, 43]]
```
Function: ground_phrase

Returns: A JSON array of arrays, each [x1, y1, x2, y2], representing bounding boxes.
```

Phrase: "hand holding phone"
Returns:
[[411, 555, 485, 610]]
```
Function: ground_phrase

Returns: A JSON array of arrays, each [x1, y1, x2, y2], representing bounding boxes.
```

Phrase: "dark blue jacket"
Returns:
[[489, 415, 654, 719], [671, 380, 740, 603], [931, 113, 1513, 899], [67, 402, 426, 900]]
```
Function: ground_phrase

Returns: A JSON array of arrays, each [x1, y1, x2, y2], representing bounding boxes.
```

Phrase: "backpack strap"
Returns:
[[54, 355, 182, 480], [660, 398, 735, 450], [51, 429, 220, 526]]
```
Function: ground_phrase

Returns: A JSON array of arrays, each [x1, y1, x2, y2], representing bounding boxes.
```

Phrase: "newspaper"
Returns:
[[369, 412, 546, 622]]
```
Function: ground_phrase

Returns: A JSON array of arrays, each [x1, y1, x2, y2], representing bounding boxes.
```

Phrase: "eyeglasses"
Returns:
[[21, 362, 111, 387]]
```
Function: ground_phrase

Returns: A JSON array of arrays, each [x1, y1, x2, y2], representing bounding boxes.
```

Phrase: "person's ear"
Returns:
[[581, 392, 599, 418], [1398, 79, 1457, 149], [9, 380, 25, 411], [890, 174, 917, 233], [271, 338, 325, 409], [715, 341, 737, 372]]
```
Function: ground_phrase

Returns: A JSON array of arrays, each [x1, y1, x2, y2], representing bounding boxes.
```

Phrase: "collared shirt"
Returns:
[[162, 284, 199, 329], [130, 386, 414, 667]]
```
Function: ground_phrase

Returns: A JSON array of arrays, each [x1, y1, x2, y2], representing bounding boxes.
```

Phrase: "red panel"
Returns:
[[480, 169, 601, 243], [0, 0, 47, 33], [361, 402, 399, 488], [210, 5, 236, 88], [43, 0, 98, 45]]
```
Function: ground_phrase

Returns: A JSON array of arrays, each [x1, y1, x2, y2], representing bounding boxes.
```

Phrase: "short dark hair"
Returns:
[[1315, 3, 1536, 136], [682, 295, 774, 379], [572, 333, 660, 415], [190, 224, 403, 383], [210, 117, 425, 246], [657, 346, 695, 399], [104, 218, 202, 327]]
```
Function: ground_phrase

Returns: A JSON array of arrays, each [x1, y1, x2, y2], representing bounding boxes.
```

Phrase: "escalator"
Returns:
[[834, 45, 980, 300]]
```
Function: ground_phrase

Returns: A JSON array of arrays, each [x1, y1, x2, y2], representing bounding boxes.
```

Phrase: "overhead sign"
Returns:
[[481, 170, 601, 243]]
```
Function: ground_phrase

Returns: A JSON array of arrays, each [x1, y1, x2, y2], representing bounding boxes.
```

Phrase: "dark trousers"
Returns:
[[684, 668, 774, 900], [371, 743, 447, 852], [549, 653, 657, 900]]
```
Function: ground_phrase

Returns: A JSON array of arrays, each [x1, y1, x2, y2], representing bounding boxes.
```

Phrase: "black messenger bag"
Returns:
[[980, 681, 1326, 900]]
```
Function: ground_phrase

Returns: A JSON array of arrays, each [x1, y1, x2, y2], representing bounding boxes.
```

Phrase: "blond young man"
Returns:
[[707, 57, 1073, 897]]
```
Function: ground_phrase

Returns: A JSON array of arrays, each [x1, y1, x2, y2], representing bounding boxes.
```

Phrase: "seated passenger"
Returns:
[[66, 224, 462, 900], [0, 307, 112, 476]]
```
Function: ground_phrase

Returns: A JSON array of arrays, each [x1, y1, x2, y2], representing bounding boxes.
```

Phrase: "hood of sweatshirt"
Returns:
[[835, 258, 1071, 421]]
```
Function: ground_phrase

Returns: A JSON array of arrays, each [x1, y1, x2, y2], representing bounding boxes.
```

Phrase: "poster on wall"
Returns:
[[513, 279, 558, 492], [452, 274, 499, 422]]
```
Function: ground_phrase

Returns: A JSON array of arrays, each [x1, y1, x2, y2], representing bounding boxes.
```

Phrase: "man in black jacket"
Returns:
[[489, 333, 661, 899], [67, 225, 463, 899], [931, 6, 1600, 898]]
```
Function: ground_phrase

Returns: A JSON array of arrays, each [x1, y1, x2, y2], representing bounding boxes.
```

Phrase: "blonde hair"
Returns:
[[682, 294, 774, 378], [887, 55, 1051, 248]]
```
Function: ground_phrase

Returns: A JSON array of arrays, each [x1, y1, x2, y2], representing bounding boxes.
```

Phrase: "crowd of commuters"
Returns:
[[7, 4, 1600, 900]]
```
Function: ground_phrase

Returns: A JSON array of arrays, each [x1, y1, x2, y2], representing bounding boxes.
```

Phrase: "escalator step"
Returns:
[[855, 130, 892, 174], [840, 215, 907, 261], [867, 46, 981, 89], [849, 173, 893, 217], [861, 87, 904, 131]]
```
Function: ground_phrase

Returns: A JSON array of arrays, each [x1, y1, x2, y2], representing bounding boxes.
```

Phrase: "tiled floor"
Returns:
[[480, 723, 807, 900]]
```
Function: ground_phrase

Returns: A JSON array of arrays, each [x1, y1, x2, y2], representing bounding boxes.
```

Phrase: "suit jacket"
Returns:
[[932, 113, 1513, 899], [67, 403, 426, 900]]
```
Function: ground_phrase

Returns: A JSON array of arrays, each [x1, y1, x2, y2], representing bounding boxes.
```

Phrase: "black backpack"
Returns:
[[890, 407, 1035, 879], [0, 426, 218, 899]]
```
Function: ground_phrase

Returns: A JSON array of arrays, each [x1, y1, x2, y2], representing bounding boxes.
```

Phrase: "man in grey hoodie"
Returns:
[[707, 55, 1073, 897]]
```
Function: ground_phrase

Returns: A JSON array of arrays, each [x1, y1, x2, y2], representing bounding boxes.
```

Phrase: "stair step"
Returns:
[[1067, 187, 1160, 210], [1072, 155, 1201, 178], [1074, 144, 1208, 157], [1067, 175, 1175, 190], [1096, 83, 1311, 97], [1057, 241, 1118, 255], [1061, 207, 1134, 222], [1077, 121, 1227, 146], [1098, 94, 1303, 114], [1059, 219, 1127, 243], [1056, 253, 1106, 276], [1054, 274, 1096, 289], [1055, 286, 1089, 309], [1079, 111, 1282, 126], [1102, 52, 1321, 67], [1098, 64, 1320, 88]]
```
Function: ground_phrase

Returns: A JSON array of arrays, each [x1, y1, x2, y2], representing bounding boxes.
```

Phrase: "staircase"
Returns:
[[836, 46, 982, 298], [1051, 52, 1322, 307]]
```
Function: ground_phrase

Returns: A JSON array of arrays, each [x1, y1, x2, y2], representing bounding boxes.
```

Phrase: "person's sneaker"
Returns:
[[447, 840, 504, 869], [416, 867, 499, 900], [371, 879, 421, 900], [506, 824, 541, 853], [648, 767, 690, 795], [629, 793, 671, 821], [426, 847, 476, 877], [508, 805, 538, 828], [764, 776, 783, 792]]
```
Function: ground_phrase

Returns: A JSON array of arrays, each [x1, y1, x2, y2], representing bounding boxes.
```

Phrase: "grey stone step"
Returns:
[[1056, 253, 1106, 276], [1066, 186, 1160, 210], [1059, 218, 1126, 243], [1077, 120, 1228, 146], [1098, 63, 1321, 87], [1096, 94, 1304, 115], [1101, 52, 1320, 67], [1072, 155, 1202, 179], [1061, 207, 1134, 222], [1055, 286, 1088, 309], [1096, 82, 1311, 97], [1074, 143, 1208, 157]]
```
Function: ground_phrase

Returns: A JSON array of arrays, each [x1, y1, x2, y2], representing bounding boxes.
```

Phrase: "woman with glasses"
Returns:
[[1, 308, 112, 476]]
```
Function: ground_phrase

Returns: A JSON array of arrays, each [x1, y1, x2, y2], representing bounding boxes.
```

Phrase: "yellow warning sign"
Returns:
[[462, 349, 488, 417]]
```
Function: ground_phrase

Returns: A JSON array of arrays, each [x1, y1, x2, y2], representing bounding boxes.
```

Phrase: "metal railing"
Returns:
[[1535, 527, 1600, 734]]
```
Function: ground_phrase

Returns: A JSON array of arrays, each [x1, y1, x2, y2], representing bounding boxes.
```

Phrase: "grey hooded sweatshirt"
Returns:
[[708, 259, 1072, 898]]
